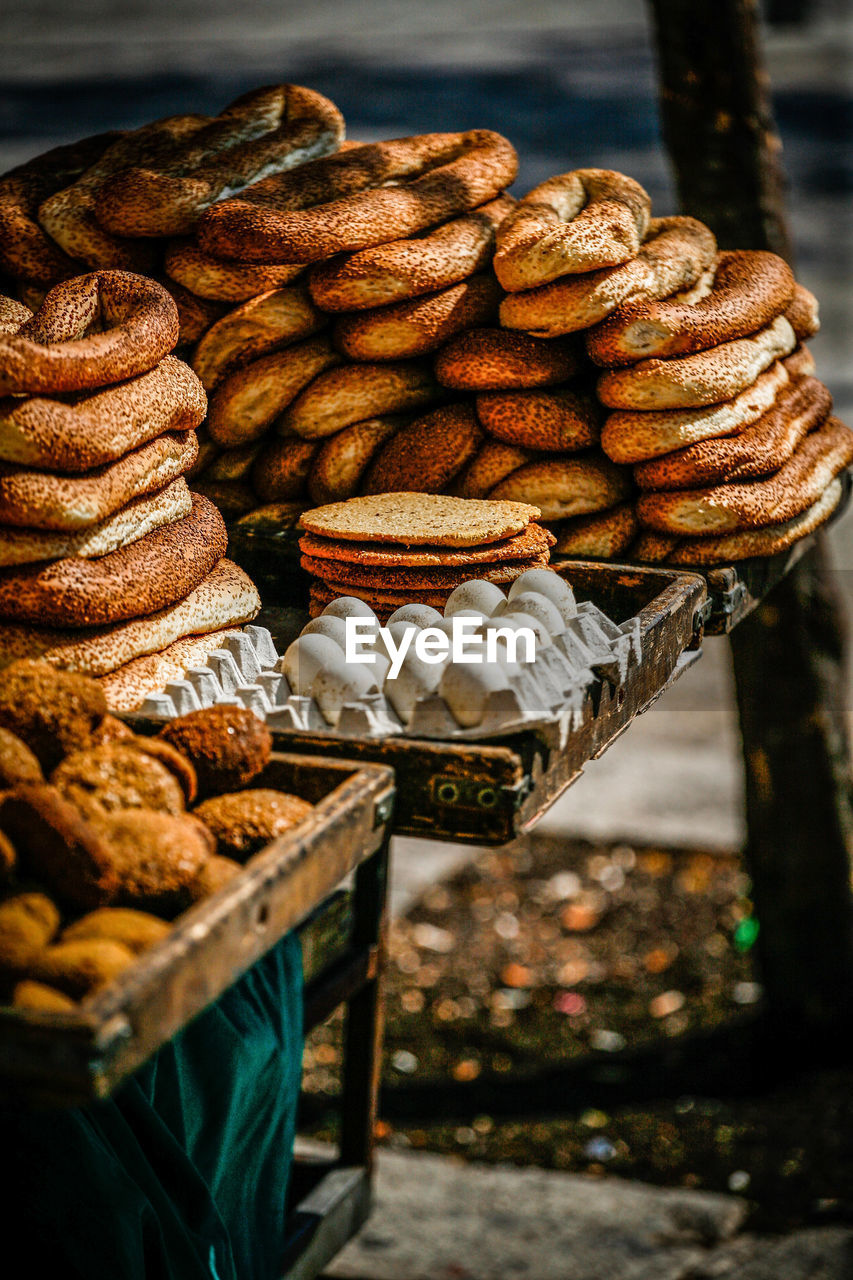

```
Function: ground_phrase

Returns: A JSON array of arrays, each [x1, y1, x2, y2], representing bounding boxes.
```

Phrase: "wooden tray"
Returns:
[[243, 561, 706, 846], [0, 753, 395, 1107]]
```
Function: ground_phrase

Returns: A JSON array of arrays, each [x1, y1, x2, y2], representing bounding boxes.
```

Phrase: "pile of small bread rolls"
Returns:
[[0, 80, 849, 566]]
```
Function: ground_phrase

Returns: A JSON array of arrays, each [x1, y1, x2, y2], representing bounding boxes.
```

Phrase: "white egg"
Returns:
[[376, 620, 420, 664], [282, 634, 344, 695], [322, 596, 379, 623], [508, 568, 576, 617], [439, 660, 512, 727], [301, 615, 349, 648], [387, 603, 443, 628], [445, 580, 506, 617], [493, 592, 566, 637], [480, 612, 550, 659], [312, 662, 380, 726], [384, 647, 445, 722]]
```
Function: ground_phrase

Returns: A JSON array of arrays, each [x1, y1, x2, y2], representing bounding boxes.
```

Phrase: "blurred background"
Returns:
[[2, 3, 852, 1262]]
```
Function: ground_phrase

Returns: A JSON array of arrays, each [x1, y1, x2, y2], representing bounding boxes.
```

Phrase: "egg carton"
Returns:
[[134, 576, 643, 745]]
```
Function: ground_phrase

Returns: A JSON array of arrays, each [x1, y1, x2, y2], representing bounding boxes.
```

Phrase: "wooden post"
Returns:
[[648, 0, 853, 1032]]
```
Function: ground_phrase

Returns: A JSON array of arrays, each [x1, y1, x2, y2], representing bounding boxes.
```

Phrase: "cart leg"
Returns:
[[338, 836, 389, 1169], [648, 0, 853, 1033]]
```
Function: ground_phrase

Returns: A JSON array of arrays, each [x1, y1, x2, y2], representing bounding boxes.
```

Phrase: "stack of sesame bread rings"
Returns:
[[0, 271, 260, 700], [0, 81, 849, 570]]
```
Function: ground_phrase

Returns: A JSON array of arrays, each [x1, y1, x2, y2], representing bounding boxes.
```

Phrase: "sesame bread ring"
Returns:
[[0, 480, 192, 568], [251, 437, 319, 502], [198, 130, 518, 263], [190, 480, 257, 518], [39, 116, 210, 271], [435, 328, 581, 391], [601, 360, 791, 464], [785, 282, 820, 340], [278, 359, 439, 439], [363, 403, 483, 493], [308, 416, 401, 506], [586, 250, 795, 366], [784, 344, 816, 380], [98, 628, 244, 712], [0, 271, 180, 396], [299, 522, 553, 567], [0, 429, 198, 530], [488, 453, 632, 521], [630, 531, 680, 563], [206, 334, 340, 447], [598, 315, 797, 410], [493, 169, 651, 292], [0, 295, 32, 334], [308, 195, 515, 311], [0, 493, 226, 627], [460, 441, 532, 498], [476, 387, 600, 452], [191, 284, 325, 391], [662, 479, 843, 565], [164, 239, 304, 301], [0, 132, 122, 285], [633, 376, 832, 491], [95, 85, 346, 238], [0, 355, 206, 470], [167, 281, 228, 349], [333, 273, 502, 362], [301, 553, 548, 591], [500, 216, 717, 337], [552, 502, 638, 558], [201, 441, 262, 483], [0, 558, 260, 675], [635, 417, 853, 535]]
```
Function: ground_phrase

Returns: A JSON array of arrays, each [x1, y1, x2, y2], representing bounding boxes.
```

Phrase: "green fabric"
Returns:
[[0, 932, 303, 1280]]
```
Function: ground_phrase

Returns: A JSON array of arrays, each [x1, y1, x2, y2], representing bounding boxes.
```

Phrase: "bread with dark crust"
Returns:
[[158, 705, 272, 799]]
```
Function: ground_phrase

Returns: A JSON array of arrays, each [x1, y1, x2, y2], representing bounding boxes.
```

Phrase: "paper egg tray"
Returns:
[[133, 600, 643, 745]]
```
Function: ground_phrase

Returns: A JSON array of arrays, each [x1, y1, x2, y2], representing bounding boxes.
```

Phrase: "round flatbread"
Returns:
[[298, 521, 554, 567], [300, 492, 540, 547]]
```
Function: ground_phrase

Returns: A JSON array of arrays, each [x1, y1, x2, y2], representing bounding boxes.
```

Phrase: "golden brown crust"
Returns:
[[459, 440, 532, 498], [51, 744, 186, 816], [636, 417, 853, 535], [785, 282, 820, 340], [488, 453, 633, 521], [301, 553, 548, 589], [97, 628, 242, 714], [0, 294, 34, 334], [494, 169, 651, 291], [435, 328, 581, 391], [164, 238, 303, 301], [0, 659, 107, 769], [198, 130, 518, 263], [0, 429, 198, 530], [95, 85, 346, 237], [586, 250, 795, 365], [88, 810, 214, 916], [362, 403, 483, 493], [279, 359, 438, 439], [552, 502, 638, 558], [633, 376, 832, 491], [0, 784, 119, 908], [193, 788, 314, 861], [31, 938, 136, 995], [158, 705, 271, 799], [301, 491, 540, 546], [61, 907, 170, 953], [0, 271, 180, 395], [308, 195, 514, 311], [0, 355, 206, 470], [167, 280, 228, 348], [333, 273, 501, 361], [251, 436, 318, 502], [0, 892, 61, 972], [191, 284, 325, 391], [182, 854, 242, 903], [597, 315, 796, 410], [206, 334, 340, 447], [299, 521, 554, 567], [0, 726, 45, 787], [476, 387, 600, 452], [308, 416, 401, 505], [500, 216, 717, 337], [12, 979, 77, 1011], [600, 361, 791, 464], [190, 480, 257, 518]]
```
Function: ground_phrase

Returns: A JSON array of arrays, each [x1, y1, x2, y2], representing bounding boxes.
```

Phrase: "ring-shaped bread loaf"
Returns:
[[0, 271, 179, 395], [164, 239, 303, 301], [633, 376, 832, 491], [596, 315, 796, 410], [500, 217, 717, 337], [308, 195, 515, 311], [586, 250, 795, 365], [635, 418, 853, 535], [0, 354, 206, 470], [197, 130, 518, 263], [493, 169, 651, 292], [553, 502, 638, 559], [362, 403, 483, 493], [435, 328, 581, 391], [95, 85, 346, 238], [277, 359, 439, 439], [475, 387, 600, 452], [307, 417, 402, 506], [487, 452, 632, 521], [191, 284, 325, 390], [0, 493, 226, 627], [333, 274, 502, 362]]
